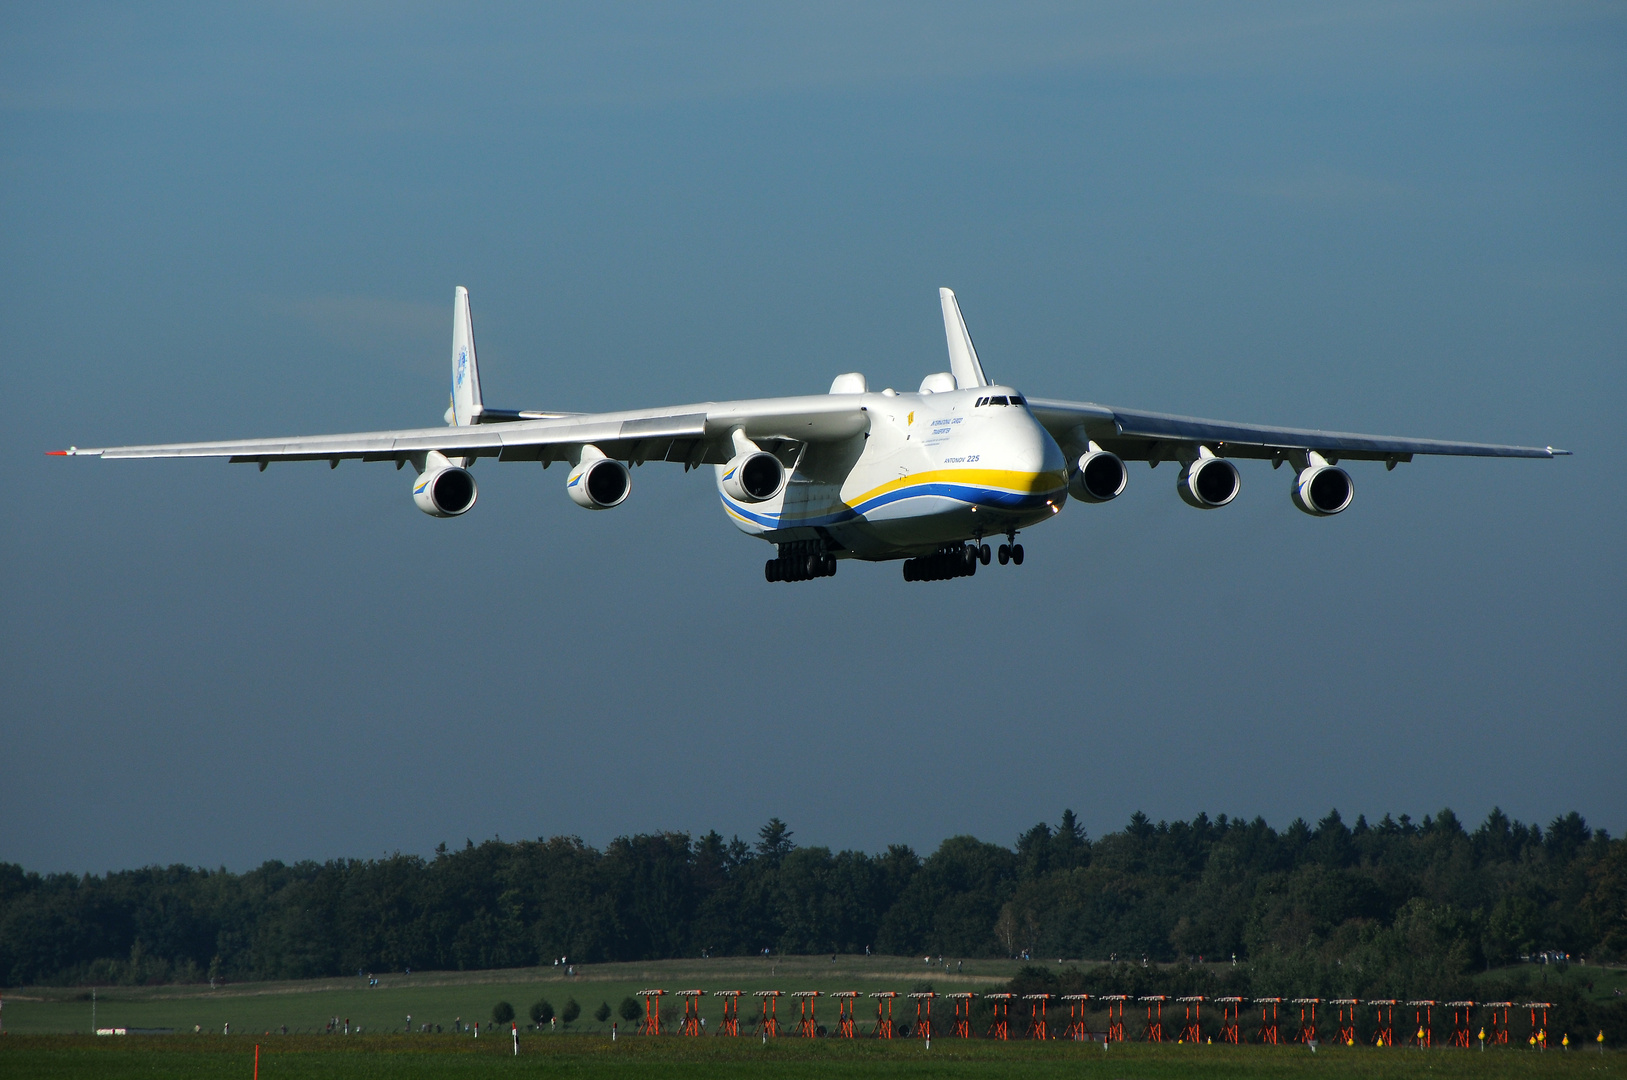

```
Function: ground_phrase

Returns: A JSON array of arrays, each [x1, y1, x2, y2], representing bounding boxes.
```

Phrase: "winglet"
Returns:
[[448, 286, 484, 427], [939, 288, 989, 389]]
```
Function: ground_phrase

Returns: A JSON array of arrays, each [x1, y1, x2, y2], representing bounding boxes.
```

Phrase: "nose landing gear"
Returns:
[[995, 530, 1024, 566]]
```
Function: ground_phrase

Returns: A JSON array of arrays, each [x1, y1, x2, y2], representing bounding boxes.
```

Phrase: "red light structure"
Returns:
[[870, 992, 898, 1039], [1061, 994, 1090, 1041], [1255, 998, 1282, 1045], [1331, 998, 1358, 1046], [1023, 993, 1052, 1040], [908, 992, 935, 1040], [715, 990, 743, 1037], [946, 993, 976, 1039], [1408, 1000, 1436, 1047], [1101, 994, 1131, 1042], [637, 990, 665, 1036], [1370, 999, 1397, 1047], [1215, 996, 1244, 1044], [831, 992, 859, 1038], [1291, 998, 1321, 1044], [1485, 1001, 1512, 1046], [1140, 995, 1167, 1042], [984, 993, 1013, 1040], [791, 991, 820, 1038], [1445, 1001, 1475, 1048], [1525, 1002, 1552, 1049], [754, 991, 783, 1038], [676, 990, 704, 1037], [1176, 996, 1204, 1043]]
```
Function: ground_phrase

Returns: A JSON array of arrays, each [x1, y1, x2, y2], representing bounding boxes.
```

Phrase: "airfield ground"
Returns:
[[2, 957, 1621, 1078]]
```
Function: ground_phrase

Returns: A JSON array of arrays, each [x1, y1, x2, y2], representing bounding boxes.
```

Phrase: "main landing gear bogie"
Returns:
[[765, 540, 837, 583], [902, 533, 1023, 582]]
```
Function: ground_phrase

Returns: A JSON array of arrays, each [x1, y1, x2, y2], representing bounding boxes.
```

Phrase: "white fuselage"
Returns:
[[715, 385, 1069, 559]]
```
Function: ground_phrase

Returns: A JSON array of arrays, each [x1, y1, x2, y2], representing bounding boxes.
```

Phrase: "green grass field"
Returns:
[[0, 1033, 1619, 1080], [3, 957, 1621, 1078]]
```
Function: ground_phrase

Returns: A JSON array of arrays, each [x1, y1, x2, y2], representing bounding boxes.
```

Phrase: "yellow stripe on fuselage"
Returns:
[[845, 468, 1067, 507]]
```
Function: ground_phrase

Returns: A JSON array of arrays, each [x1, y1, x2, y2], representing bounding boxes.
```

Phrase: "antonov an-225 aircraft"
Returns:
[[55, 287, 1567, 582]]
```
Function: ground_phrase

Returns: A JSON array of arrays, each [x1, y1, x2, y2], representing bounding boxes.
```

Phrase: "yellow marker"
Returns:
[[1478, 1028, 1485, 1042], [1598, 1030, 1605, 1045], [1562, 1034, 1569, 1048], [907, 411, 914, 425]]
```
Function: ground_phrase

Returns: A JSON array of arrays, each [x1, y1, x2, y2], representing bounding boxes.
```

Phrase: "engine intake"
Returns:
[[413, 465, 478, 517], [721, 451, 786, 503], [567, 457, 631, 509], [1178, 454, 1240, 509], [1292, 461, 1354, 516], [1069, 449, 1127, 503]]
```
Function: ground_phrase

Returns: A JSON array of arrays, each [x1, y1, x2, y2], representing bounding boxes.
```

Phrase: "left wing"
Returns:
[[51, 396, 870, 469], [1027, 398, 1568, 465]]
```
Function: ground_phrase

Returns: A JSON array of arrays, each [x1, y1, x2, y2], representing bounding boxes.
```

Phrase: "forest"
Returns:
[[3, 808, 1623, 999]]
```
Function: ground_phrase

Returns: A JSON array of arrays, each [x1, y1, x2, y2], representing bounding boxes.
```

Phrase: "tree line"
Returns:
[[2, 808, 1623, 996]]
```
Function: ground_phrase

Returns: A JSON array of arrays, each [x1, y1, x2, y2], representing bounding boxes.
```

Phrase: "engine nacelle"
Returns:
[[412, 464, 478, 517], [567, 457, 631, 509], [1069, 449, 1127, 503], [1292, 461, 1354, 516], [720, 451, 786, 503], [1178, 454, 1240, 509]]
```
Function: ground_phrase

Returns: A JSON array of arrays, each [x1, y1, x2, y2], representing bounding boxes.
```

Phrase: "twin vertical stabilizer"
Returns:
[[939, 287, 990, 390], [447, 286, 483, 427]]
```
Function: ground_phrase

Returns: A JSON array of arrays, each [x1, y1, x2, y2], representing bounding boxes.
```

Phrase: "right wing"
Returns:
[[1027, 398, 1567, 463], [52, 396, 871, 469]]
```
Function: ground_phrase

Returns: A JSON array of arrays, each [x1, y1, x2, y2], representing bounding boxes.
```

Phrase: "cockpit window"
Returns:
[[1010, 394, 1025, 406], [975, 394, 1021, 407], [990, 395, 1008, 405]]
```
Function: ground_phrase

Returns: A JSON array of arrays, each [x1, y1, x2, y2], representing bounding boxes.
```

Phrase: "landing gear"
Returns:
[[978, 543, 992, 565], [996, 532, 1024, 566], [902, 543, 979, 582], [765, 540, 837, 583]]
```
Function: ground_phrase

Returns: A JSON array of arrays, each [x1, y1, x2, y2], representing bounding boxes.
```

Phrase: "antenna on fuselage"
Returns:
[[939, 288, 990, 389]]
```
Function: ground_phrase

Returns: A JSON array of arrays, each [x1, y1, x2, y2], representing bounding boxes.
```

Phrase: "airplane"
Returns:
[[53, 286, 1567, 582]]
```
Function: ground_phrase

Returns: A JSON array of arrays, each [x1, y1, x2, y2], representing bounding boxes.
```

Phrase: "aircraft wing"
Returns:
[[1026, 398, 1568, 463], [51, 395, 871, 468]]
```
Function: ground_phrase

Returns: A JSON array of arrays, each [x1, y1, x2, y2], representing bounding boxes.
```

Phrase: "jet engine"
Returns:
[[1178, 453, 1240, 509], [412, 463, 478, 517], [567, 457, 631, 509], [720, 450, 787, 503], [1069, 448, 1127, 503], [1291, 458, 1354, 516]]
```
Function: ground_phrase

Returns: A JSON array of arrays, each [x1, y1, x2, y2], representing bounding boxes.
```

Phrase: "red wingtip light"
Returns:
[[46, 450, 68, 456]]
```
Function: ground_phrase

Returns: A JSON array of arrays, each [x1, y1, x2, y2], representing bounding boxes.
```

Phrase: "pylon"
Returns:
[[1445, 1001, 1475, 1048], [754, 991, 782, 1038], [1024, 994, 1052, 1040], [869, 992, 897, 1038], [1291, 998, 1321, 1043], [791, 991, 820, 1038], [984, 993, 1012, 1040], [1255, 998, 1281, 1045], [715, 991, 742, 1036], [831, 992, 859, 1038], [1176, 996, 1204, 1043], [1331, 998, 1358, 1046], [946, 993, 975, 1038], [1485, 1001, 1512, 1046], [1061, 994, 1090, 1040], [1215, 996, 1243, 1044], [1141, 995, 1167, 1042], [1371, 999, 1397, 1047], [1101, 994, 1130, 1042], [676, 990, 704, 1036], [908, 992, 935, 1040], [1408, 1000, 1435, 1047], [1526, 1002, 1551, 1049], [637, 990, 665, 1036]]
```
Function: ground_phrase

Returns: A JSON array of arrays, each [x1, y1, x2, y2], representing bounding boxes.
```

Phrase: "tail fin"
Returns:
[[939, 287, 990, 389], [446, 286, 484, 427]]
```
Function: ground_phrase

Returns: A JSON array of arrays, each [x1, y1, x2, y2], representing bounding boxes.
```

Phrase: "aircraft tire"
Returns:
[[1012, 544, 1024, 565], [979, 543, 991, 565], [998, 544, 1010, 565]]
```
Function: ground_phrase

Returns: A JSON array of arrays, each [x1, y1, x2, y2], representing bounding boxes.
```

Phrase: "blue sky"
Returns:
[[2, 4, 1622, 873]]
